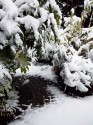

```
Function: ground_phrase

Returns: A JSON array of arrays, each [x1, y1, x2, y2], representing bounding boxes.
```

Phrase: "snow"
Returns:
[[15, 33, 23, 47], [39, 8, 48, 23], [0, 0, 18, 19], [0, 16, 21, 36], [49, 0, 62, 22], [71, 8, 75, 15], [0, 1, 93, 124], [0, 32, 8, 46], [19, 3, 30, 15], [0, 0, 62, 45], [84, 0, 91, 10], [0, 9, 6, 19], [9, 86, 93, 125], [14, 0, 26, 7], [52, 41, 93, 92], [49, 13, 60, 37], [16, 15, 40, 40], [89, 49, 93, 63], [0, 64, 12, 85], [60, 53, 93, 92], [26, 0, 39, 8], [15, 63, 56, 81], [41, 41, 58, 60]]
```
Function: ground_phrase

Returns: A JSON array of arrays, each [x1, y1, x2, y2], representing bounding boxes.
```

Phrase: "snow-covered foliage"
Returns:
[[53, 4, 93, 92], [0, 64, 12, 96], [0, 0, 62, 104], [0, 0, 93, 101], [0, 0, 60, 107], [53, 46, 93, 92]]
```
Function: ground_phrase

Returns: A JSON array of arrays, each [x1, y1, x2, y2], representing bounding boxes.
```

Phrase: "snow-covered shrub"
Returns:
[[34, 34, 59, 63], [29, 0, 62, 62], [53, 5, 93, 93], [0, 0, 93, 103], [53, 46, 93, 92], [0, 0, 62, 106]]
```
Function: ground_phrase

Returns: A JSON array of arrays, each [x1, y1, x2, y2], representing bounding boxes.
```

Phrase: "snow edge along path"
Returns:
[[9, 86, 93, 125]]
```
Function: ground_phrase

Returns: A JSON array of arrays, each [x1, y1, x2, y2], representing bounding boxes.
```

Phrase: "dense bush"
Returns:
[[53, 0, 93, 92]]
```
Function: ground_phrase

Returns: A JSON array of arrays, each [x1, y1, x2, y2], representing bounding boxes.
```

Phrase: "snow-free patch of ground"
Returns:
[[9, 86, 93, 125]]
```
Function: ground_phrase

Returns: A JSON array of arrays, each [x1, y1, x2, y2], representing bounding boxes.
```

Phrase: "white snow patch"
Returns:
[[15, 64, 56, 81], [16, 15, 40, 40], [0, 16, 21, 36], [89, 49, 93, 63], [0, 0, 18, 19]]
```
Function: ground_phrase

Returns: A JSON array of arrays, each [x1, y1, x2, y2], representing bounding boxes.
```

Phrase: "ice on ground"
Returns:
[[9, 86, 93, 125]]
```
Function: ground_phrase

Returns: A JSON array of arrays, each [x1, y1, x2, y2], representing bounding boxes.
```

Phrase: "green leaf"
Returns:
[[54, 10, 60, 26], [15, 51, 31, 73]]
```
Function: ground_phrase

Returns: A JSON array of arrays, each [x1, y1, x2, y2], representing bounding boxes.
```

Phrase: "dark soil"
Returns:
[[12, 75, 55, 107], [0, 76, 55, 125]]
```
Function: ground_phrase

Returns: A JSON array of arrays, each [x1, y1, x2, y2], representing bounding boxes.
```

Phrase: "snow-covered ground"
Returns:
[[15, 63, 57, 81], [9, 86, 93, 125]]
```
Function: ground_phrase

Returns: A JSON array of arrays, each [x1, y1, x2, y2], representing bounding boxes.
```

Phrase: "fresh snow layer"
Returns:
[[9, 86, 93, 125], [15, 63, 56, 81]]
